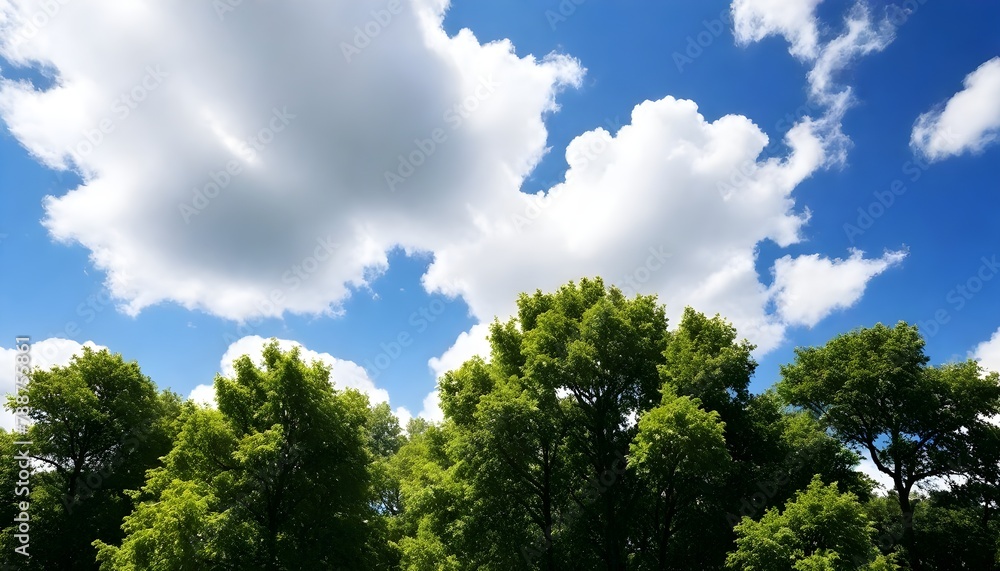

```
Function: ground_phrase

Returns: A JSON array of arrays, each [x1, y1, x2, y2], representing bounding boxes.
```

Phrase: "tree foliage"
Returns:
[[2, 279, 999, 569]]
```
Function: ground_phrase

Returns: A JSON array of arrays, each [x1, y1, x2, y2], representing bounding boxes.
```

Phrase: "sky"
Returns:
[[0, 0, 999, 447]]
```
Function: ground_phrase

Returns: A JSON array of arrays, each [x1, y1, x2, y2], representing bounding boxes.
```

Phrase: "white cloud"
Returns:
[[417, 390, 444, 424], [424, 96, 896, 358], [973, 327, 1000, 376], [428, 321, 491, 379], [206, 337, 429, 425], [911, 57, 1000, 161], [769, 249, 906, 328], [0, 0, 582, 321], [732, 1, 894, 166], [805, 4, 894, 103], [419, 2, 899, 377], [394, 406, 414, 429], [732, 0, 823, 60], [188, 383, 216, 408], [0, 338, 105, 430], [220, 335, 391, 405]]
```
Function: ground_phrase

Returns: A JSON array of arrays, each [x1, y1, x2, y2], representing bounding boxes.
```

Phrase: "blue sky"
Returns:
[[1, 0, 999, 427]]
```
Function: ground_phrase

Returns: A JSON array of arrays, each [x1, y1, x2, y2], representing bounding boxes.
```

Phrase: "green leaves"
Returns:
[[777, 321, 1000, 568], [630, 390, 729, 485], [727, 476, 884, 571], [99, 341, 383, 570], [0, 348, 176, 570], [7, 282, 1000, 569]]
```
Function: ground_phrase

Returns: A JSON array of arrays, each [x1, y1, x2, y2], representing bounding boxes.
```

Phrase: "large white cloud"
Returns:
[[422, 95, 902, 361], [0, 338, 105, 430], [0, 0, 582, 321], [912, 57, 1000, 161]]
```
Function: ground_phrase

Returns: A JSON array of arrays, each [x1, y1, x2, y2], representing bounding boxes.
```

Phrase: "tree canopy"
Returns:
[[3, 279, 999, 569]]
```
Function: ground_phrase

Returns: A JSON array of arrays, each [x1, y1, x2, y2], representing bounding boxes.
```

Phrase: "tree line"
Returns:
[[2, 277, 999, 569]]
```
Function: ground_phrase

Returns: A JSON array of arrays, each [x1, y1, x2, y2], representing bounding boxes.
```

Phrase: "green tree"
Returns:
[[389, 420, 468, 571], [777, 322, 1000, 568], [629, 388, 730, 569], [658, 311, 867, 565], [0, 347, 179, 570], [727, 476, 893, 570], [437, 278, 669, 570], [96, 341, 381, 570]]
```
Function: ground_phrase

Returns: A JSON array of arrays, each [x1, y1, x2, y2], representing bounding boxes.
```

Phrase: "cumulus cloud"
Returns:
[[769, 249, 906, 328], [0, 0, 582, 321], [912, 57, 1000, 161], [973, 327, 1000, 376], [0, 338, 105, 430], [417, 0, 903, 383], [423, 96, 898, 363], [217, 335, 420, 423]]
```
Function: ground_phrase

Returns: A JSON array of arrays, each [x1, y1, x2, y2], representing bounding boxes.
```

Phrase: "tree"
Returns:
[[0, 347, 179, 570], [658, 311, 868, 565], [389, 420, 469, 571], [726, 476, 894, 570], [629, 389, 730, 569], [434, 278, 669, 570], [777, 322, 1000, 569], [95, 341, 380, 570]]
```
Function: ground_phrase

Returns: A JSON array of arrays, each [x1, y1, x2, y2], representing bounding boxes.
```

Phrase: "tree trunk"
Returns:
[[898, 489, 919, 571]]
